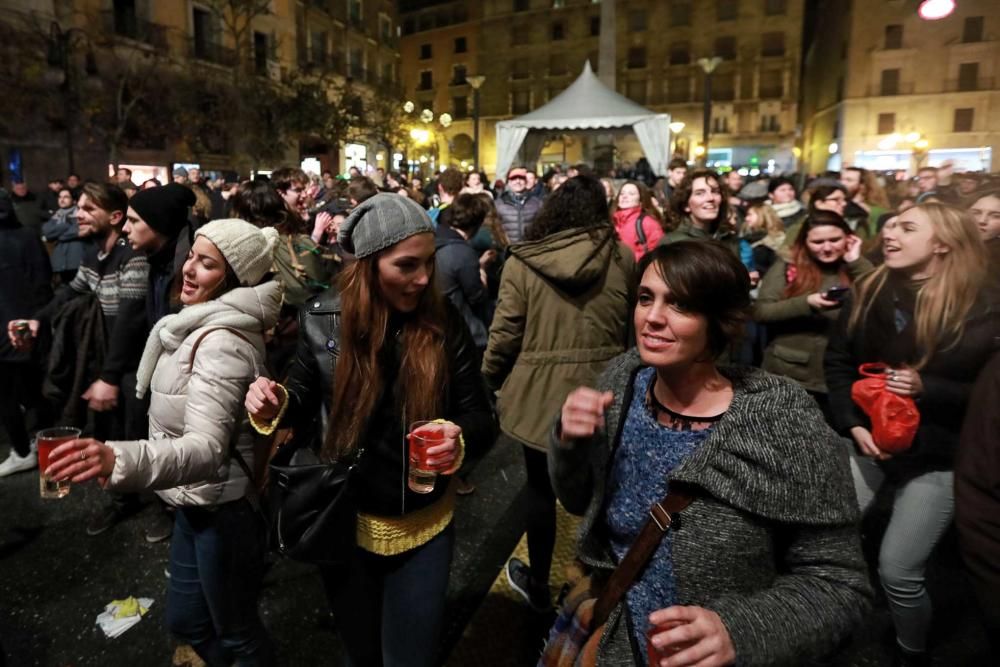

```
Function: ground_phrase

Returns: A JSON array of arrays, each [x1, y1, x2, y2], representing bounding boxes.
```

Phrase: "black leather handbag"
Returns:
[[263, 440, 364, 565]]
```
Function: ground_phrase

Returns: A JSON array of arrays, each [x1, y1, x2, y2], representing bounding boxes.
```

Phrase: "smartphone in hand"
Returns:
[[824, 285, 850, 302]]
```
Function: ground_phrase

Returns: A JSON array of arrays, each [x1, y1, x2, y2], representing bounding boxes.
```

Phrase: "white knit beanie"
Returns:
[[195, 218, 279, 285]]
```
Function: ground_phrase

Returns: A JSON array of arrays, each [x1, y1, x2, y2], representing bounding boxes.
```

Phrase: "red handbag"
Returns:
[[850, 363, 920, 453]]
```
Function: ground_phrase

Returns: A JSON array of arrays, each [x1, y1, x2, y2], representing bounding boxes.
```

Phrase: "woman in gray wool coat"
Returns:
[[550, 241, 872, 666]]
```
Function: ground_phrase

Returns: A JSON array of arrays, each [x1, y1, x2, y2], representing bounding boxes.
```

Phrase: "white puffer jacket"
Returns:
[[106, 280, 282, 507]]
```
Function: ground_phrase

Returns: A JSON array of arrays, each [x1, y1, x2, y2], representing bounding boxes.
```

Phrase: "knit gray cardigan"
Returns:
[[548, 350, 873, 666]]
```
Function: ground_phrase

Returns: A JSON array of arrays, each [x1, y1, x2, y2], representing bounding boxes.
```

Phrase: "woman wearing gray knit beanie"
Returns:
[[45, 218, 283, 665], [245, 193, 496, 667]]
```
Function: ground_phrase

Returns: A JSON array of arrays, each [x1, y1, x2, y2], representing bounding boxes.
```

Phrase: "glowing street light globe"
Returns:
[[918, 0, 955, 20], [439, 113, 453, 128], [420, 109, 434, 123], [403, 101, 415, 113]]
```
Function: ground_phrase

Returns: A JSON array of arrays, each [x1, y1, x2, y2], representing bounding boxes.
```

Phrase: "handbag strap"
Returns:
[[591, 488, 694, 629], [188, 326, 265, 515]]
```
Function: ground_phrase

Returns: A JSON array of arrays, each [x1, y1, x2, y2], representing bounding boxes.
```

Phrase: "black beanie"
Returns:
[[129, 183, 197, 239]]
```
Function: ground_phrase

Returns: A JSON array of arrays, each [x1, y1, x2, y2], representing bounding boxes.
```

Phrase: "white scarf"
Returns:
[[135, 299, 260, 399], [770, 200, 803, 219]]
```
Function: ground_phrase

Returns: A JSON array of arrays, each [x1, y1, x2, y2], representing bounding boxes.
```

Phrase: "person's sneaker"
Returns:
[[86, 506, 128, 537], [506, 557, 552, 612], [0, 449, 37, 478], [144, 508, 174, 544]]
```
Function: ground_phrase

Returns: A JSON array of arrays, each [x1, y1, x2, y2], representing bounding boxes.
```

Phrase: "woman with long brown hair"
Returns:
[[825, 202, 1000, 666], [611, 180, 665, 260], [244, 194, 494, 667], [754, 211, 871, 412]]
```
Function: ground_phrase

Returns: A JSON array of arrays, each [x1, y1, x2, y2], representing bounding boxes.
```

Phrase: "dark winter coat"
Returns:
[[549, 350, 872, 666], [0, 200, 52, 363], [825, 276, 1000, 475], [43, 293, 104, 427], [660, 218, 741, 258], [482, 227, 635, 450], [434, 224, 489, 348], [494, 190, 542, 244], [281, 288, 496, 518]]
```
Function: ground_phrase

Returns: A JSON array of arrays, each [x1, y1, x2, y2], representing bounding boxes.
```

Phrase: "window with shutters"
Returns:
[[958, 62, 979, 91], [880, 69, 900, 96], [418, 70, 433, 90], [453, 96, 468, 119], [552, 21, 565, 40], [629, 10, 646, 32], [962, 16, 983, 43], [953, 108, 974, 132], [717, 0, 738, 21], [877, 113, 895, 135], [670, 1, 691, 27], [628, 47, 647, 69], [715, 36, 736, 60], [511, 89, 531, 114], [884, 25, 903, 49], [761, 32, 785, 57], [759, 69, 783, 98], [668, 75, 690, 103], [419, 43, 431, 59], [764, 0, 785, 16], [454, 37, 467, 53], [669, 42, 690, 65]]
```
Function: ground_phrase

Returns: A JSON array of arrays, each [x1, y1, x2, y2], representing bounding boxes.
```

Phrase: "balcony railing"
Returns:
[[945, 77, 996, 92], [102, 10, 169, 51], [189, 38, 237, 67], [869, 82, 915, 96]]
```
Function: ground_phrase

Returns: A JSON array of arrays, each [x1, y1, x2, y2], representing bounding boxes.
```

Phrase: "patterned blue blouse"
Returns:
[[605, 367, 718, 652]]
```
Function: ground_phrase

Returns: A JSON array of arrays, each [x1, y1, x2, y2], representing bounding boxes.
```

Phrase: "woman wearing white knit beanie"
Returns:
[[45, 217, 283, 666]]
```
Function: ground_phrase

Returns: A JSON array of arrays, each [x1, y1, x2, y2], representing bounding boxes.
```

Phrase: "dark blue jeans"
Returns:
[[166, 499, 274, 666], [322, 523, 455, 667]]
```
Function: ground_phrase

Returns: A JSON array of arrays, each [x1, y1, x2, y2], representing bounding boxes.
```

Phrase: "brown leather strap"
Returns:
[[591, 489, 694, 629]]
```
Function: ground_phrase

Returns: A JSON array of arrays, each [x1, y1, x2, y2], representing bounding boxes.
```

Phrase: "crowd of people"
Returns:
[[1, 156, 999, 666]]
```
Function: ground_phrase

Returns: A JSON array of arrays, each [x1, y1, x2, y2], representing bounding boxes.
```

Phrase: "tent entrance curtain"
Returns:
[[633, 117, 670, 177], [495, 125, 528, 179]]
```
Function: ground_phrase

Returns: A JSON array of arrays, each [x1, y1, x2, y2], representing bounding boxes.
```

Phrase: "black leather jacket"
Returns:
[[282, 287, 496, 516]]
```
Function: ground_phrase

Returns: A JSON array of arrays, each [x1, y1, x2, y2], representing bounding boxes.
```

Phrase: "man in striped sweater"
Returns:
[[19, 182, 150, 535]]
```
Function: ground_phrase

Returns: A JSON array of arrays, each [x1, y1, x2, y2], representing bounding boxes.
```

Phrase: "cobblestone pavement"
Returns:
[[0, 436, 992, 666]]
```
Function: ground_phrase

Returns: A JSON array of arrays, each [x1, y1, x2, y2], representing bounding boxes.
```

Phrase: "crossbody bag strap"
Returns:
[[634, 212, 647, 247], [188, 326, 265, 516], [591, 488, 694, 629]]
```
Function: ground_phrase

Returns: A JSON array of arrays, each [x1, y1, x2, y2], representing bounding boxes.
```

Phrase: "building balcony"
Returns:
[[189, 38, 237, 67], [101, 11, 168, 51], [867, 82, 916, 96], [944, 77, 996, 92]]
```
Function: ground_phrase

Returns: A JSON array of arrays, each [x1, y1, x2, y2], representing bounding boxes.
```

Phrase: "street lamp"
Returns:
[[697, 56, 722, 168], [46, 21, 98, 175], [467, 75, 486, 172], [668, 121, 685, 159]]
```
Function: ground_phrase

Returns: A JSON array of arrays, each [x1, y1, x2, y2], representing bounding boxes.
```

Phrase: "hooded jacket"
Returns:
[[105, 280, 282, 507], [548, 350, 872, 665], [482, 227, 635, 450]]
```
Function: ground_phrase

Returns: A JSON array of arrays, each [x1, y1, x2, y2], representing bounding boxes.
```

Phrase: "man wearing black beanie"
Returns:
[[121, 182, 197, 543], [125, 183, 197, 329]]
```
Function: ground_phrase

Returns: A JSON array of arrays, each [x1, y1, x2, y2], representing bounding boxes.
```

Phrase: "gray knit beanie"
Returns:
[[338, 193, 433, 258], [195, 218, 279, 285]]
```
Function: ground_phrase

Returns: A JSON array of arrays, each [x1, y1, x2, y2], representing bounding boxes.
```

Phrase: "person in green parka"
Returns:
[[481, 174, 635, 612], [754, 210, 872, 416], [660, 168, 741, 258]]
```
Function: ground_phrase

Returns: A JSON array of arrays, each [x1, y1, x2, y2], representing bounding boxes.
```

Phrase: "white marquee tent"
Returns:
[[494, 61, 672, 179]]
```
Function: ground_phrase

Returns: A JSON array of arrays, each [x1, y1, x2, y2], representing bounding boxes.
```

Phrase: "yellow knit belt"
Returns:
[[357, 479, 457, 556]]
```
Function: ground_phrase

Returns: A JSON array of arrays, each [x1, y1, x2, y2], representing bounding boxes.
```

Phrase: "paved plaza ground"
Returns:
[[0, 435, 992, 666]]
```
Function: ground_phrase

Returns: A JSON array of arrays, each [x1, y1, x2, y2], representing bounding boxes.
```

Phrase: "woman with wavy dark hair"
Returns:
[[245, 194, 494, 667], [662, 168, 739, 257], [754, 211, 871, 412], [482, 175, 635, 611]]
